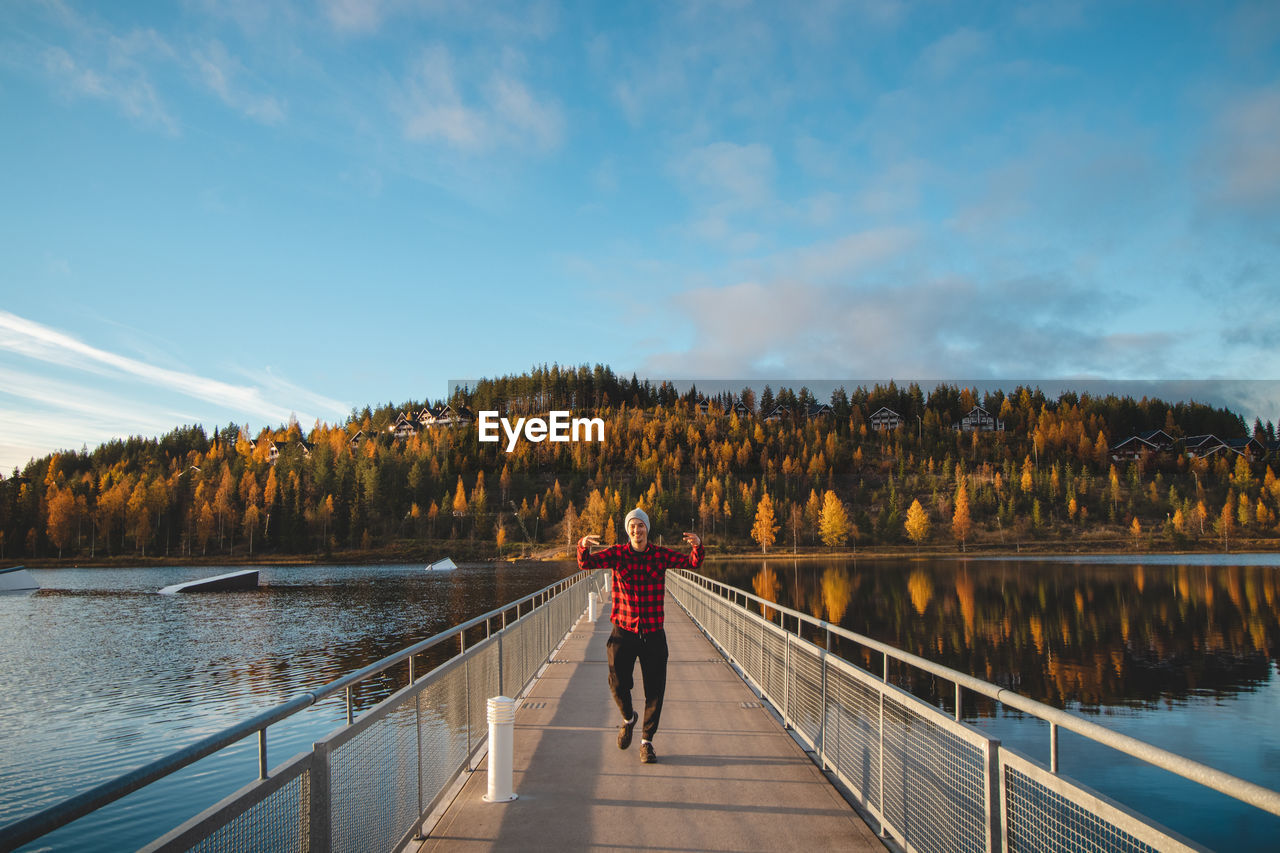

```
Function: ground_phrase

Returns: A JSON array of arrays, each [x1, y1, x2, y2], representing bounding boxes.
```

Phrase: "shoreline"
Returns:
[[12, 536, 1280, 569]]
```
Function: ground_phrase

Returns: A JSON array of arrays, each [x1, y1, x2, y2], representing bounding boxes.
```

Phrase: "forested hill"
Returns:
[[3, 365, 1277, 563]]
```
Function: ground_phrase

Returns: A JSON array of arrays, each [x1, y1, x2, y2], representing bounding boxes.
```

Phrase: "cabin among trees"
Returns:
[[2, 364, 1277, 563]]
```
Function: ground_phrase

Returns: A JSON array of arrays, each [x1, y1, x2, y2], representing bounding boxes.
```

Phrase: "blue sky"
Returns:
[[2, 0, 1278, 472]]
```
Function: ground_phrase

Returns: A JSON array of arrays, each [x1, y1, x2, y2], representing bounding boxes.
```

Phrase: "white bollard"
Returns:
[[588, 591, 599, 621], [483, 696, 517, 802]]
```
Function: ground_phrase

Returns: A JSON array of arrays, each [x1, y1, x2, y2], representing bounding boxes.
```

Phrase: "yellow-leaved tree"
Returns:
[[751, 492, 779, 553], [818, 490, 851, 548], [904, 498, 930, 550], [952, 476, 972, 552]]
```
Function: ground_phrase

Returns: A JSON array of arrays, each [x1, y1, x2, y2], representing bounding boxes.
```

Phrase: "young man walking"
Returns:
[[578, 508, 703, 764]]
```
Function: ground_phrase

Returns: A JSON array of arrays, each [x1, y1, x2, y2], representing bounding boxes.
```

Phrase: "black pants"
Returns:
[[606, 624, 668, 741]]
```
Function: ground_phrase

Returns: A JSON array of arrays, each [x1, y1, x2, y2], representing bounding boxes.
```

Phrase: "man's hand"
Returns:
[[683, 532, 701, 548], [579, 534, 601, 548]]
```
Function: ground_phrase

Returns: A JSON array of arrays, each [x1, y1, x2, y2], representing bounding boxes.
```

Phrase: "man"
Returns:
[[578, 507, 703, 764]]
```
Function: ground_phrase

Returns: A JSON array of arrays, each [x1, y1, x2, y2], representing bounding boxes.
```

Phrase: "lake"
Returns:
[[1, 554, 1278, 851], [0, 561, 579, 852], [701, 552, 1280, 851]]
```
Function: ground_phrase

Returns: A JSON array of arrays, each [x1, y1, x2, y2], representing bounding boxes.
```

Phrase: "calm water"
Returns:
[[2, 556, 1278, 851], [703, 553, 1280, 851], [0, 562, 577, 852]]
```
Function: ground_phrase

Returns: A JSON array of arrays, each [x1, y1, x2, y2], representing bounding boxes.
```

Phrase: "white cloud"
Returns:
[[676, 142, 775, 210], [399, 45, 562, 153], [915, 28, 990, 81], [322, 0, 386, 34], [42, 43, 178, 133], [0, 311, 343, 425], [1203, 85, 1280, 210], [192, 39, 286, 124]]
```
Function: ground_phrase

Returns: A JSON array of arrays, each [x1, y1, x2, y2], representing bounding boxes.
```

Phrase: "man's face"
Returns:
[[627, 518, 648, 550]]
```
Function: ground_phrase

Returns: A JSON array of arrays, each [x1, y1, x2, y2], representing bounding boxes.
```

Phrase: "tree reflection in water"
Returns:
[[704, 557, 1279, 714]]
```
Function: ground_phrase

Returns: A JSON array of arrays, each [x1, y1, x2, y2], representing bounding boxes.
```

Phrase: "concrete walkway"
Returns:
[[416, 595, 885, 852]]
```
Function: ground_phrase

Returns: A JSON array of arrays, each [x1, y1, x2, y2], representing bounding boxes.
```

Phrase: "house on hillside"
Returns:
[[434, 404, 474, 426], [955, 406, 1004, 433], [733, 400, 752, 418], [807, 402, 834, 418], [348, 430, 365, 450], [1136, 429, 1175, 451], [1110, 434, 1160, 463], [1182, 434, 1227, 458], [1223, 437, 1266, 460], [390, 412, 419, 440], [869, 407, 903, 431]]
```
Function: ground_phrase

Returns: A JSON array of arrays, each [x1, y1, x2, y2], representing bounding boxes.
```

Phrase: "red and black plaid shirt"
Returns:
[[578, 541, 703, 633]]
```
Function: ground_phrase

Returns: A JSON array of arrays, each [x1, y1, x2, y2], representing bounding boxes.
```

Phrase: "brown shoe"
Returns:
[[639, 742, 656, 764], [617, 713, 638, 750]]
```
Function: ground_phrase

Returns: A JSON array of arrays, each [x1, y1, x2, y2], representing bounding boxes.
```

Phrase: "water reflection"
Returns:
[[709, 556, 1280, 709], [0, 562, 577, 850]]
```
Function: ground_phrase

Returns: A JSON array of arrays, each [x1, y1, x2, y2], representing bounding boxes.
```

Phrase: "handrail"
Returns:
[[674, 570, 1280, 819], [0, 569, 589, 852]]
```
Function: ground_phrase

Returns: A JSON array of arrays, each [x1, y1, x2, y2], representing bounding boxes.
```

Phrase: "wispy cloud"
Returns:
[[0, 311, 344, 426], [192, 39, 286, 124], [675, 141, 775, 210], [914, 27, 990, 82], [397, 45, 562, 152], [41, 40, 178, 134], [1202, 84, 1280, 210]]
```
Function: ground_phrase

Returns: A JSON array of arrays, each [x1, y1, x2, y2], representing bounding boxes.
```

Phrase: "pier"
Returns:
[[5, 567, 1279, 852], [417, 592, 882, 851]]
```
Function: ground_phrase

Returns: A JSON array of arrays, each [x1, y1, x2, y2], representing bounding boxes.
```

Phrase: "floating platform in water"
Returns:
[[426, 557, 457, 572], [159, 569, 260, 594], [0, 565, 38, 591]]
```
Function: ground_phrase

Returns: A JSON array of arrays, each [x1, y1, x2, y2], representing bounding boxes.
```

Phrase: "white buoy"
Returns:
[[483, 696, 517, 803], [588, 591, 599, 621]]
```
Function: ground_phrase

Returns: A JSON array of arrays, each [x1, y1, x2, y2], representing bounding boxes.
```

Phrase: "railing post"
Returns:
[[819, 647, 828, 770], [465, 653, 473, 772], [1050, 722, 1059, 773], [310, 740, 332, 853], [878, 662, 887, 839], [258, 729, 268, 780], [413, 690, 425, 841], [955, 683, 963, 722], [344, 687, 353, 726], [783, 629, 791, 730], [984, 737, 1002, 853], [497, 631, 505, 698]]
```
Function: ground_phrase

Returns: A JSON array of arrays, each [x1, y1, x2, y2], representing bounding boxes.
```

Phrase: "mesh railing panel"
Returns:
[[417, 657, 471, 812], [881, 692, 990, 853], [788, 639, 824, 749], [823, 662, 882, 813], [329, 698, 420, 853], [184, 767, 309, 853], [1002, 754, 1200, 853]]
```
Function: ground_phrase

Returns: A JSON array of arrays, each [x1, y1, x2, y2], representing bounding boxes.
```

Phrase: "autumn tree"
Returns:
[[818, 490, 851, 548], [904, 499, 930, 549], [1217, 490, 1235, 551], [243, 504, 261, 555], [952, 476, 972, 552], [46, 485, 77, 558], [197, 501, 215, 555], [750, 492, 780, 553]]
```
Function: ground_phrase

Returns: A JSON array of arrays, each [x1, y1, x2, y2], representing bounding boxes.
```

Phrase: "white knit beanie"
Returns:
[[624, 507, 650, 531]]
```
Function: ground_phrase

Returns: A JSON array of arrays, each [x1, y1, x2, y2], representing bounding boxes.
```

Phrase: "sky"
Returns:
[[2, 0, 1279, 473]]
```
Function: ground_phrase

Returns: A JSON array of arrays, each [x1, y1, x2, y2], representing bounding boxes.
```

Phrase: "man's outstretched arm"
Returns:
[[577, 534, 604, 571]]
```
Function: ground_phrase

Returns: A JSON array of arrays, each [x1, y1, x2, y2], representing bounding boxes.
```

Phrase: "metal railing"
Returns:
[[0, 569, 607, 853], [668, 570, 1280, 853]]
